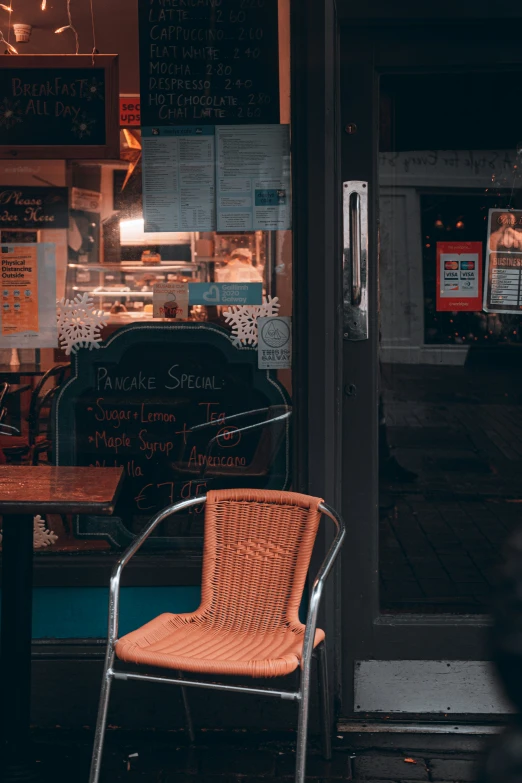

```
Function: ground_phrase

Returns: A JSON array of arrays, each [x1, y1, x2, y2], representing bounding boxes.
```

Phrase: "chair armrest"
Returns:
[[107, 495, 207, 644], [301, 502, 346, 671]]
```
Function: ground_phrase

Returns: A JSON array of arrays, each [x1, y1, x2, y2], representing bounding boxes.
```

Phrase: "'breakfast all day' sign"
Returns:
[[0, 55, 120, 158], [0, 68, 107, 146]]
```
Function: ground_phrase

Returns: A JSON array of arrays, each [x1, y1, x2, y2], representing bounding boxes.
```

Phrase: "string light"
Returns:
[[55, 0, 79, 55], [41, 0, 46, 9], [0, 0, 15, 55], [5, 0, 11, 48], [0, 29, 16, 53], [89, 0, 98, 63]]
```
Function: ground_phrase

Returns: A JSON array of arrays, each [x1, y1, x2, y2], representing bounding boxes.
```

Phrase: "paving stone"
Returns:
[[352, 755, 429, 780], [428, 757, 481, 781], [200, 747, 275, 776], [162, 777, 239, 783], [418, 580, 459, 598], [276, 750, 352, 777], [380, 582, 425, 601], [127, 746, 199, 774]]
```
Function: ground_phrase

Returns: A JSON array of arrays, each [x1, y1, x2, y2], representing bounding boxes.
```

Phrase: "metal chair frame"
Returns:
[[89, 495, 345, 783]]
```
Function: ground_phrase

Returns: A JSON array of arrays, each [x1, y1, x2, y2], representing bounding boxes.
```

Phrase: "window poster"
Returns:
[[141, 126, 216, 232], [258, 316, 291, 369], [436, 241, 482, 312], [0, 243, 57, 348], [484, 209, 522, 313], [216, 125, 291, 231], [153, 282, 189, 319]]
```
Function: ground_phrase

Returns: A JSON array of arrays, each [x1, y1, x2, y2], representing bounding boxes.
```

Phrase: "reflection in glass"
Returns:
[[378, 72, 522, 613]]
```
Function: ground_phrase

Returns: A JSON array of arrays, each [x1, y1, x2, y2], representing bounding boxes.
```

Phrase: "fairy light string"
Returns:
[[55, 0, 79, 55], [89, 0, 98, 64], [0, 2, 15, 54]]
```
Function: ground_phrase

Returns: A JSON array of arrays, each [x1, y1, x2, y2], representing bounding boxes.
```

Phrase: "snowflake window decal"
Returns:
[[33, 515, 59, 549], [223, 296, 280, 347], [56, 293, 108, 355]]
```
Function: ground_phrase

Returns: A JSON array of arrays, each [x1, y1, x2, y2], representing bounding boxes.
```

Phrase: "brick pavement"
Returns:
[[33, 728, 489, 783]]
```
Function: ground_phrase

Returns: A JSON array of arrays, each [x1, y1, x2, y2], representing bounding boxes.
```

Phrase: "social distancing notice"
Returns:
[[0, 243, 57, 348]]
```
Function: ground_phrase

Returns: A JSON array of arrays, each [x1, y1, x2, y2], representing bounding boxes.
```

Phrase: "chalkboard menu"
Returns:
[[139, 0, 280, 125], [54, 323, 291, 549], [0, 55, 119, 159]]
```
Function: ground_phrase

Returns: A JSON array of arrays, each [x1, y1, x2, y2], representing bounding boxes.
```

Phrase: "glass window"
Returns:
[[0, 0, 293, 556]]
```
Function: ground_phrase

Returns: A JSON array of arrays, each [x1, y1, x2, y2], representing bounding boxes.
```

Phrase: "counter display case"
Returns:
[[65, 260, 209, 323]]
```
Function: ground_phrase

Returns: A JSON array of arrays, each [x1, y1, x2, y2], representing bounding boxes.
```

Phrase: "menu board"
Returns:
[[54, 323, 291, 549], [139, 0, 280, 125]]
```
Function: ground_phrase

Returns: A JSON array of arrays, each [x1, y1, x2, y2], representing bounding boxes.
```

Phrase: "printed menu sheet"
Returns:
[[142, 126, 216, 232], [216, 125, 291, 231], [0, 243, 57, 348], [484, 209, 522, 313]]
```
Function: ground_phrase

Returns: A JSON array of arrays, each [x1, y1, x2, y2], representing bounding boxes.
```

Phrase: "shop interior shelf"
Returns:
[[68, 263, 199, 272], [72, 287, 156, 297]]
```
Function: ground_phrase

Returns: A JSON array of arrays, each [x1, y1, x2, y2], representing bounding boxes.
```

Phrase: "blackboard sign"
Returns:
[[0, 187, 68, 229], [0, 55, 119, 159], [139, 0, 280, 125], [54, 323, 291, 549]]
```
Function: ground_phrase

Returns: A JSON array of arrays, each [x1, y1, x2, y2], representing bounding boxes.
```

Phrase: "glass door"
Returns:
[[340, 23, 522, 717]]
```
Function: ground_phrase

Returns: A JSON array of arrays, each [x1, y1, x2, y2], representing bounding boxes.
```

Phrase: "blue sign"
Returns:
[[189, 283, 262, 306]]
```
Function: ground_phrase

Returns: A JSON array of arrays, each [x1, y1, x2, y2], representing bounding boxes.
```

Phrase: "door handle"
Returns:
[[343, 181, 368, 340]]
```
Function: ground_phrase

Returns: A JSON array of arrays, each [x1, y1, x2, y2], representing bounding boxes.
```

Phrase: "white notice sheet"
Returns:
[[141, 126, 216, 232], [216, 125, 291, 232]]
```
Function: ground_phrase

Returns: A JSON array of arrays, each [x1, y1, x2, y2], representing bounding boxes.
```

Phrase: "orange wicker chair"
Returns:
[[89, 489, 345, 783]]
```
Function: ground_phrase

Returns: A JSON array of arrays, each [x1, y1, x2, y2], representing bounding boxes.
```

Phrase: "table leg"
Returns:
[[1, 513, 40, 782]]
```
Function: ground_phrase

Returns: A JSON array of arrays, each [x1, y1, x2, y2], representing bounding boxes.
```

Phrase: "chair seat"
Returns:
[[115, 614, 325, 678]]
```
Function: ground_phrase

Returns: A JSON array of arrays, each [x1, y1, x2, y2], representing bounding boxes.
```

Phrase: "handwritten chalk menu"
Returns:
[[0, 55, 119, 159], [54, 323, 291, 549], [139, 0, 279, 125]]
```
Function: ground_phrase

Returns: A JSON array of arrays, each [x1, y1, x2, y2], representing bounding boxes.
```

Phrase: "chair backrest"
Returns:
[[199, 489, 323, 633], [28, 364, 70, 447]]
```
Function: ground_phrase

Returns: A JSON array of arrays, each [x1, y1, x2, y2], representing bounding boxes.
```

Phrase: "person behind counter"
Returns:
[[217, 248, 264, 283]]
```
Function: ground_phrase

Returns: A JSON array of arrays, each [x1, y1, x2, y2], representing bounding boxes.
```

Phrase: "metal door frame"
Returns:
[[339, 20, 522, 716]]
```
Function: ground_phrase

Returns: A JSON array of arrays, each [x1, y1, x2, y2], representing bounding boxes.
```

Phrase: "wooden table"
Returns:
[[0, 466, 124, 782]]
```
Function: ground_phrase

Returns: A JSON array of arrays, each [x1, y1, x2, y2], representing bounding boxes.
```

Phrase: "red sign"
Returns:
[[436, 241, 483, 312], [119, 95, 140, 127]]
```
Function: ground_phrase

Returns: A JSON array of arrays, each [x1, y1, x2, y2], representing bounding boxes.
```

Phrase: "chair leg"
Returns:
[[317, 640, 332, 760], [295, 659, 313, 783], [178, 671, 196, 744], [88, 655, 114, 783]]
